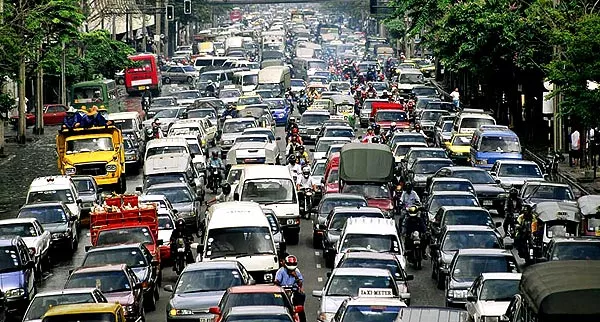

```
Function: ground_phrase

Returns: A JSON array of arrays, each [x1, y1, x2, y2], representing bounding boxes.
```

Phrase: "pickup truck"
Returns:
[[89, 194, 161, 266]]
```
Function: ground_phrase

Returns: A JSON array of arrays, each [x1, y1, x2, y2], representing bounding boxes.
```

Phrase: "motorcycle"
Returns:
[[174, 237, 188, 275], [299, 187, 314, 219], [207, 166, 222, 194], [409, 231, 422, 269], [141, 96, 151, 115]]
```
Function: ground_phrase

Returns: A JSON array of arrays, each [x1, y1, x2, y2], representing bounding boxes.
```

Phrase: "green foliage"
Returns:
[[174, 0, 212, 26], [383, 17, 405, 40], [0, 93, 16, 119], [323, 0, 368, 20]]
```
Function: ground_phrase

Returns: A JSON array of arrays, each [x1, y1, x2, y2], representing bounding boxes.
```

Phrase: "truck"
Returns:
[[257, 66, 291, 98], [56, 126, 126, 193], [89, 194, 161, 265]]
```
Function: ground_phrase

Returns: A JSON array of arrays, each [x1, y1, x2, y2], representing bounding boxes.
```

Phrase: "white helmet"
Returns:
[[390, 122, 397, 127]]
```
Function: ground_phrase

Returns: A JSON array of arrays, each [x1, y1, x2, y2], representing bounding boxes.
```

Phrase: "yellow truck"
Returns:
[[56, 126, 126, 193], [42, 303, 126, 322]]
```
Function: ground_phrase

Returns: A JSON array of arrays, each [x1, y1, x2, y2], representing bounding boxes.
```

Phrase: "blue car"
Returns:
[[265, 98, 290, 126], [0, 237, 36, 314]]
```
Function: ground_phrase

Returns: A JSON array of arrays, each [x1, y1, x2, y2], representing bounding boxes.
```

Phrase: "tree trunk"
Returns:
[[0, 118, 5, 156], [17, 58, 26, 144]]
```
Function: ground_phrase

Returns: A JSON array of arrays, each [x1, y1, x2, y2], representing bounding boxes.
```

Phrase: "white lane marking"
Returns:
[[316, 263, 321, 269], [315, 251, 320, 256], [318, 277, 323, 282]]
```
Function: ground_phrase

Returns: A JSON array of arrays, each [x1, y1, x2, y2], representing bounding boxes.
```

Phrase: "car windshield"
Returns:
[[220, 90, 241, 98], [227, 169, 242, 184], [338, 258, 403, 280], [326, 170, 339, 184], [27, 189, 75, 204], [243, 75, 258, 85], [155, 108, 180, 119], [452, 136, 472, 146], [523, 185, 574, 201], [462, 117, 495, 129], [453, 170, 496, 184], [479, 136, 520, 153], [223, 121, 255, 133], [443, 231, 500, 252], [498, 164, 542, 177], [96, 227, 153, 245], [146, 186, 192, 204], [300, 114, 330, 125], [187, 143, 201, 155], [430, 196, 479, 214], [546, 222, 579, 239], [241, 107, 269, 119], [432, 181, 474, 193], [239, 97, 262, 105], [43, 313, 116, 322], [422, 111, 447, 121], [82, 248, 148, 268], [152, 98, 176, 107], [444, 211, 494, 227], [0, 246, 22, 272], [340, 305, 402, 322], [376, 111, 407, 122], [330, 212, 383, 230], [326, 274, 397, 296], [391, 135, 426, 144], [341, 234, 399, 253], [236, 136, 267, 143], [291, 80, 305, 87], [409, 150, 447, 162], [73, 179, 96, 194], [398, 73, 424, 84], [551, 242, 600, 260], [0, 223, 38, 238], [453, 256, 516, 283], [200, 74, 219, 82], [308, 61, 327, 70], [442, 122, 454, 132], [66, 137, 113, 153], [222, 293, 288, 313], [187, 109, 216, 119], [182, 66, 196, 72], [173, 91, 201, 100], [146, 146, 187, 157], [206, 226, 275, 258], [24, 293, 98, 320], [241, 179, 296, 204], [325, 129, 354, 138], [342, 184, 390, 199], [144, 174, 187, 188], [316, 140, 348, 152], [66, 271, 132, 293], [395, 145, 416, 157], [478, 279, 520, 301], [413, 160, 453, 174], [158, 216, 174, 230], [19, 206, 67, 224], [320, 199, 368, 215], [256, 89, 276, 98], [413, 87, 437, 96], [312, 163, 326, 176], [176, 269, 243, 293]]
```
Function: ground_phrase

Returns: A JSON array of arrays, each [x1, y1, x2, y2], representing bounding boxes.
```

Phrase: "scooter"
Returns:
[[207, 166, 222, 194], [299, 187, 314, 219], [173, 237, 188, 275], [409, 231, 422, 270]]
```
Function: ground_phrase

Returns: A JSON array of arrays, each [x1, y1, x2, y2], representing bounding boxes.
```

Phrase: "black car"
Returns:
[[432, 166, 507, 215], [124, 138, 144, 174], [312, 193, 368, 249], [17, 202, 79, 253]]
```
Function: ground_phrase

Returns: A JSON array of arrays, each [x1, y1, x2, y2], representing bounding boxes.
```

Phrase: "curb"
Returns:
[[523, 148, 591, 195]]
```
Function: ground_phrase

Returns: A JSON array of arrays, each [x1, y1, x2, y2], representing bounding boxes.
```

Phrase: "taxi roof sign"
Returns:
[[358, 288, 394, 298]]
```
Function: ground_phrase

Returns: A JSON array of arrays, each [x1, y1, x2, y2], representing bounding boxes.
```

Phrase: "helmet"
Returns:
[[212, 151, 218, 158], [288, 155, 297, 164], [509, 187, 518, 197], [405, 183, 414, 191], [415, 123, 421, 130], [284, 255, 298, 270], [369, 117, 375, 123], [522, 204, 533, 214], [297, 145, 305, 152], [390, 122, 397, 128], [221, 183, 232, 195], [374, 124, 381, 134], [408, 206, 419, 217], [289, 117, 296, 123], [302, 166, 311, 176], [227, 103, 235, 109], [207, 80, 213, 85], [367, 126, 374, 132], [367, 82, 373, 87], [371, 136, 380, 143]]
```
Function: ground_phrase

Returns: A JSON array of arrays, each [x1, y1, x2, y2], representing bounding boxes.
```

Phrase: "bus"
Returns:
[[124, 53, 162, 96], [71, 79, 122, 113]]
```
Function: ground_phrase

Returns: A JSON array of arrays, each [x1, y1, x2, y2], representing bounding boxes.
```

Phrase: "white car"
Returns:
[[219, 88, 242, 105], [489, 159, 545, 189], [171, 90, 202, 106], [466, 273, 522, 322], [226, 139, 280, 166], [0, 218, 50, 276], [313, 137, 352, 160]]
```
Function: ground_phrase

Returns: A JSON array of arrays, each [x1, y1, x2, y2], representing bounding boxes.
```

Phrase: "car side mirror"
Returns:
[[172, 209, 178, 214], [276, 137, 281, 141], [309, 148, 315, 152], [70, 215, 78, 221], [312, 290, 323, 298], [248, 277, 256, 285], [326, 271, 332, 278], [495, 222, 502, 228], [209, 307, 221, 315], [490, 172, 497, 177], [500, 315, 510, 322], [135, 186, 143, 193], [84, 245, 92, 252], [467, 294, 477, 302], [77, 198, 83, 204], [164, 285, 174, 292], [406, 274, 414, 281]]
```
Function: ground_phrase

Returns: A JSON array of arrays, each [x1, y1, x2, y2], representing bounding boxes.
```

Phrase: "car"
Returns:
[[144, 182, 203, 231], [25, 176, 81, 224], [359, 99, 387, 127], [81, 243, 160, 310], [410, 85, 439, 99], [402, 147, 448, 173], [424, 191, 482, 222], [64, 264, 144, 322], [221, 306, 295, 322], [489, 160, 545, 189], [227, 135, 281, 165], [219, 118, 258, 157], [298, 110, 331, 143], [262, 208, 287, 257], [235, 132, 280, 158], [312, 267, 401, 322], [264, 98, 291, 126], [320, 126, 355, 140], [310, 159, 327, 201], [290, 78, 306, 93], [9, 104, 68, 128], [413, 97, 441, 117], [417, 109, 450, 138], [519, 181, 576, 207], [430, 206, 499, 240], [164, 261, 255, 322], [393, 142, 429, 164], [445, 133, 472, 164], [22, 288, 108, 322], [236, 95, 263, 109], [425, 177, 476, 200], [219, 88, 242, 105], [388, 132, 427, 147], [0, 237, 36, 315], [406, 157, 454, 192], [0, 218, 51, 278], [318, 120, 351, 138], [432, 166, 508, 215], [17, 202, 79, 253], [465, 273, 522, 322], [312, 137, 352, 160], [321, 207, 386, 267], [435, 120, 455, 147], [157, 214, 175, 263], [123, 138, 143, 174], [312, 194, 368, 249], [209, 285, 300, 322], [445, 249, 519, 308], [187, 108, 218, 128], [332, 297, 407, 322], [142, 106, 187, 133], [171, 90, 202, 106], [325, 144, 345, 161], [543, 237, 600, 261], [70, 175, 101, 218], [335, 252, 413, 304], [163, 65, 198, 84]]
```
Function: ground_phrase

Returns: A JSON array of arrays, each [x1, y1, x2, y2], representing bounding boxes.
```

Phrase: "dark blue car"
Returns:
[[265, 98, 290, 126], [0, 237, 36, 314]]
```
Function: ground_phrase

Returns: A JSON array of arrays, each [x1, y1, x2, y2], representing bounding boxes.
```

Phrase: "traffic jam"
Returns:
[[4, 5, 600, 322]]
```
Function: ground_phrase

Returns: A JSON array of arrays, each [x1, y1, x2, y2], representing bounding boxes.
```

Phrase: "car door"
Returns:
[[18, 240, 35, 293], [465, 276, 482, 318], [43, 105, 58, 125], [52, 104, 68, 125], [168, 67, 183, 82]]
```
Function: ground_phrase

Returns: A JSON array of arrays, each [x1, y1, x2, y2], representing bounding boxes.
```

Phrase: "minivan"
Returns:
[[470, 125, 522, 169]]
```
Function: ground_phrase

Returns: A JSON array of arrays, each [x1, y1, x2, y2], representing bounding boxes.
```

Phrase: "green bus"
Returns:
[[71, 79, 122, 113]]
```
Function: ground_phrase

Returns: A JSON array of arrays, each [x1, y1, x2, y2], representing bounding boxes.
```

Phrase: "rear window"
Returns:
[[320, 198, 367, 215], [222, 293, 290, 313]]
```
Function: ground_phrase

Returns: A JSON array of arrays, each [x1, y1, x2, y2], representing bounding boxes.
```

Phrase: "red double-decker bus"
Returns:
[[125, 53, 162, 96]]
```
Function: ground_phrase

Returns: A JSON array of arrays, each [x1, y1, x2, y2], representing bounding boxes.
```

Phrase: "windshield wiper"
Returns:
[[243, 251, 276, 257], [210, 251, 244, 259]]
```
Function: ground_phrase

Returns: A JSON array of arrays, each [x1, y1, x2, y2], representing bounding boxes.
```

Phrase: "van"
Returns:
[[257, 66, 291, 97], [193, 56, 229, 72], [470, 125, 522, 169], [145, 137, 190, 161], [199, 201, 279, 283], [107, 111, 144, 143], [453, 110, 496, 134], [26, 176, 81, 221], [233, 70, 259, 93], [233, 165, 301, 245], [335, 217, 405, 268]]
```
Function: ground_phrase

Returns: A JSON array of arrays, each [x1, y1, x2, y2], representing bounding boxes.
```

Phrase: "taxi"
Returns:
[[332, 296, 407, 322], [446, 133, 472, 163], [41, 303, 125, 322]]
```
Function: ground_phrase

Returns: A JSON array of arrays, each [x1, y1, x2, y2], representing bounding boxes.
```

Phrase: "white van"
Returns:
[[233, 165, 301, 244], [233, 70, 259, 93], [144, 137, 190, 161], [453, 109, 496, 134], [26, 176, 81, 221], [107, 112, 143, 142], [199, 201, 279, 283]]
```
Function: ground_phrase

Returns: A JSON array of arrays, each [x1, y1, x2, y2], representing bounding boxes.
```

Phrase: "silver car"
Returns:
[[219, 117, 258, 158], [163, 65, 199, 84], [489, 159, 545, 189]]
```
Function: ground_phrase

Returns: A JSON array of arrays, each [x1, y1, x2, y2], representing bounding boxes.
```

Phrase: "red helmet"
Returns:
[[285, 255, 298, 270]]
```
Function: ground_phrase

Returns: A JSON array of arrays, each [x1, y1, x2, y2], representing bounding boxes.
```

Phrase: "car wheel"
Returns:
[[164, 77, 171, 84]]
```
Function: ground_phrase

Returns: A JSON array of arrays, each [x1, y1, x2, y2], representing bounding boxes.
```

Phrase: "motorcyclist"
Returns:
[[297, 166, 315, 189], [380, 90, 390, 100], [413, 123, 428, 139], [205, 80, 217, 97], [365, 82, 377, 98], [361, 126, 376, 143], [371, 136, 381, 144], [207, 183, 232, 206], [295, 145, 310, 165], [287, 155, 302, 182], [286, 117, 299, 135], [366, 67, 377, 82], [503, 188, 522, 236], [151, 118, 164, 139], [208, 151, 224, 189], [221, 103, 238, 119], [400, 183, 421, 209], [141, 89, 152, 111], [385, 122, 397, 142], [514, 205, 538, 263], [402, 206, 427, 259], [170, 218, 194, 270], [274, 255, 306, 322], [368, 116, 377, 129]]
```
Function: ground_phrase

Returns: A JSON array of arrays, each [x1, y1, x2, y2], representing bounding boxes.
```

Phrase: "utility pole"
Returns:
[[17, 59, 26, 144], [164, 3, 170, 58], [552, 0, 563, 152], [61, 42, 66, 105], [155, 0, 162, 54], [34, 43, 44, 135], [142, 0, 147, 52]]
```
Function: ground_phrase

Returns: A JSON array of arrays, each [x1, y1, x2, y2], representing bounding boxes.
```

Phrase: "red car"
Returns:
[[9, 104, 68, 127], [209, 285, 303, 322]]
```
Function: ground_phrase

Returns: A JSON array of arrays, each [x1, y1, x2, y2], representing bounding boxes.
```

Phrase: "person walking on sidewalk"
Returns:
[[570, 128, 581, 167], [450, 88, 460, 109]]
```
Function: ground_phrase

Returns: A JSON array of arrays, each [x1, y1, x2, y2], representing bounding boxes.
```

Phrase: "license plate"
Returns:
[[483, 200, 493, 206], [310, 135, 317, 139], [138, 86, 147, 90], [177, 248, 185, 253], [287, 219, 296, 225], [199, 318, 212, 322]]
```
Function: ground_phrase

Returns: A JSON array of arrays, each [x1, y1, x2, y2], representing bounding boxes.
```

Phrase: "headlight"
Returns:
[[483, 317, 500, 322], [476, 159, 488, 165], [125, 305, 136, 313], [263, 273, 273, 282], [125, 153, 137, 161], [105, 164, 117, 172], [52, 232, 69, 239], [448, 289, 468, 299], [223, 140, 233, 145], [299, 128, 307, 133], [169, 308, 194, 316], [497, 193, 508, 199], [65, 167, 76, 175], [5, 288, 25, 298]]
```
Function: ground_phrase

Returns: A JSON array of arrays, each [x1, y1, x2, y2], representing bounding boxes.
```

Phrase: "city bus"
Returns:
[[71, 79, 122, 113], [124, 53, 162, 96]]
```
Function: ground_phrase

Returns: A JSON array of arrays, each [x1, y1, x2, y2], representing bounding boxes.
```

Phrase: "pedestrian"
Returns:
[[570, 128, 581, 167], [450, 88, 460, 109]]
